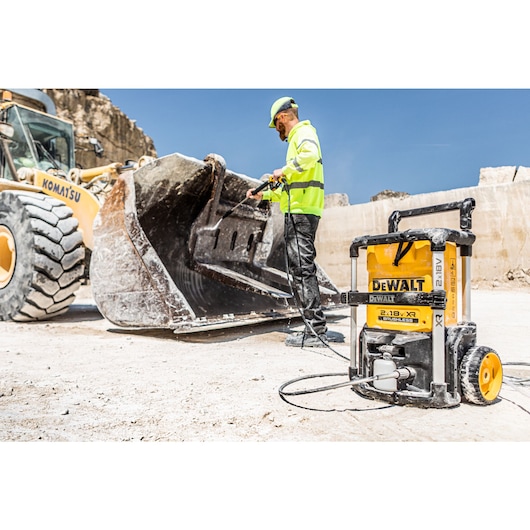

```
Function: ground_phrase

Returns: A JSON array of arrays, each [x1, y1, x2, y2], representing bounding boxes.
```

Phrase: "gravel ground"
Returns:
[[2, 286, 529, 527], [1, 286, 529, 443]]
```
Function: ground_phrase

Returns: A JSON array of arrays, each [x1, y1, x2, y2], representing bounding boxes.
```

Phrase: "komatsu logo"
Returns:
[[42, 178, 81, 203], [372, 278, 426, 292]]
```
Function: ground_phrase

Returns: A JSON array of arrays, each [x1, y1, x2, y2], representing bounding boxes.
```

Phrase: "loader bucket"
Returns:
[[90, 152, 341, 332]]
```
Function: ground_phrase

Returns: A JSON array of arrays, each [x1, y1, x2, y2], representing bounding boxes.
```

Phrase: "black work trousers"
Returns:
[[284, 213, 327, 335]]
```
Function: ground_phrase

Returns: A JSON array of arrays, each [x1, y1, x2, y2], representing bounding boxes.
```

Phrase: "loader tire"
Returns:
[[0, 191, 85, 322], [459, 346, 503, 405]]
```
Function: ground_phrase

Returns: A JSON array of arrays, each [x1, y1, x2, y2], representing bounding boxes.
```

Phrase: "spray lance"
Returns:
[[205, 175, 281, 233]]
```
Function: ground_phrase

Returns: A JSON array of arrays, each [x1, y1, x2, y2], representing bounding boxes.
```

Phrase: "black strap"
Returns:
[[393, 241, 413, 266]]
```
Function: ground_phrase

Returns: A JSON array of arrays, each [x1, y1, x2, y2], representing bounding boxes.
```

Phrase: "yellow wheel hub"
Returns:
[[0, 225, 16, 288], [479, 352, 503, 401]]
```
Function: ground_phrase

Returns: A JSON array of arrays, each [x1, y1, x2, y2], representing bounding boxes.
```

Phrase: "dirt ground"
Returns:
[[3, 285, 529, 527], [1, 285, 530, 443]]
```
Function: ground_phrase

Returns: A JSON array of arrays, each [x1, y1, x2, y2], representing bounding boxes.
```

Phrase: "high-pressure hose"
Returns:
[[279, 366, 417, 397], [282, 184, 348, 356]]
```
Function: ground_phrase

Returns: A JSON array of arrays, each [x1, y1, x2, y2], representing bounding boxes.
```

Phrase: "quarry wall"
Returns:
[[316, 167, 530, 291]]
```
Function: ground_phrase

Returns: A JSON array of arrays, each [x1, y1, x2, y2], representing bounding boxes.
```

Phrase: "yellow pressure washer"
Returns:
[[341, 197, 503, 408]]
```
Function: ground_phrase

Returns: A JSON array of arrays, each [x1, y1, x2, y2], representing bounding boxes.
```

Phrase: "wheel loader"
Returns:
[[0, 89, 341, 331]]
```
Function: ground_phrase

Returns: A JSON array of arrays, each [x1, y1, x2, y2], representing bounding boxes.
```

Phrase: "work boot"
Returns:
[[285, 331, 329, 348]]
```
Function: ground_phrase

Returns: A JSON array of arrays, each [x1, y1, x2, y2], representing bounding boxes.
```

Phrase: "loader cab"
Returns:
[[0, 103, 75, 180]]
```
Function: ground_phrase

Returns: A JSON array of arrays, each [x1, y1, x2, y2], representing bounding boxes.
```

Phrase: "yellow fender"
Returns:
[[32, 171, 101, 250]]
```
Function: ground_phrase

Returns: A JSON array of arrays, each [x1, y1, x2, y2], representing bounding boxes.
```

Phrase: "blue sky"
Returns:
[[9, 5, 530, 206], [101, 88, 530, 205]]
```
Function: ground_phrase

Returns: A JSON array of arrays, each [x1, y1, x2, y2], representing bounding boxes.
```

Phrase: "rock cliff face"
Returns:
[[371, 189, 410, 201], [42, 89, 157, 170]]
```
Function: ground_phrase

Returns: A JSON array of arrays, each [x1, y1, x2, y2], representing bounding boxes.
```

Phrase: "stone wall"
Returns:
[[316, 174, 530, 291]]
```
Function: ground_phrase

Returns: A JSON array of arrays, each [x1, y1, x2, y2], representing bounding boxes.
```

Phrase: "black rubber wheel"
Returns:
[[0, 191, 85, 321], [460, 346, 503, 405]]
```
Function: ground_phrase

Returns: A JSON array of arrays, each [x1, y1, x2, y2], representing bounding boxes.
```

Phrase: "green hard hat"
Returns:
[[269, 97, 298, 128]]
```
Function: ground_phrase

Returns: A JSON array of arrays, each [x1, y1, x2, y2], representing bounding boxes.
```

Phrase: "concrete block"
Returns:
[[479, 166, 516, 186]]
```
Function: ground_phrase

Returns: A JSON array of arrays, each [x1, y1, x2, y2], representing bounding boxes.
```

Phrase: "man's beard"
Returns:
[[277, 123, 287, 141]]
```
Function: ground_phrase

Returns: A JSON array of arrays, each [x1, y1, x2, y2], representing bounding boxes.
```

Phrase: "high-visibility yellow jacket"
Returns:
[[262, 120, 324, 217]]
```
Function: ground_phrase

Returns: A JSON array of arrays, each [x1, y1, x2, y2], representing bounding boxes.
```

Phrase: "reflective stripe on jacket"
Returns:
[[262, 120, 324, 217]]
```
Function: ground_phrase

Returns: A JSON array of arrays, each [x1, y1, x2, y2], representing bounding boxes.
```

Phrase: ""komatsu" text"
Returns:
[[42, 178, 81, 203]]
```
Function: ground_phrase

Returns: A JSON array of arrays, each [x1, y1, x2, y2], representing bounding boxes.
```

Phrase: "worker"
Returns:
[[246, 96, 328, 347]]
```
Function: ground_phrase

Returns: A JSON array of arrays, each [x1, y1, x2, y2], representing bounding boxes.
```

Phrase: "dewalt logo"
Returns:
[[371, 278, 426, 292]]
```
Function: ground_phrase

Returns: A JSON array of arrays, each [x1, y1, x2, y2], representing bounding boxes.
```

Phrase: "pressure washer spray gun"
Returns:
[[205, 174, 282, 233]]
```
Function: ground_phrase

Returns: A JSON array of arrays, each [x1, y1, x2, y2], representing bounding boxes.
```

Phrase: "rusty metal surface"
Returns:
[[91, 152, 341, 332]]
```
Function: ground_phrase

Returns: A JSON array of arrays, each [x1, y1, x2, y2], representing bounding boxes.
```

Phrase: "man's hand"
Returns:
[[246, 188, 263, 200], [272, 168, 284, 181]]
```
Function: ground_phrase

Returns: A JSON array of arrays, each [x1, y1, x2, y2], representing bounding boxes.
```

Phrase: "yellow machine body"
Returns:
[[366, 240, 457, 332], [32, 171, 101, 250]]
